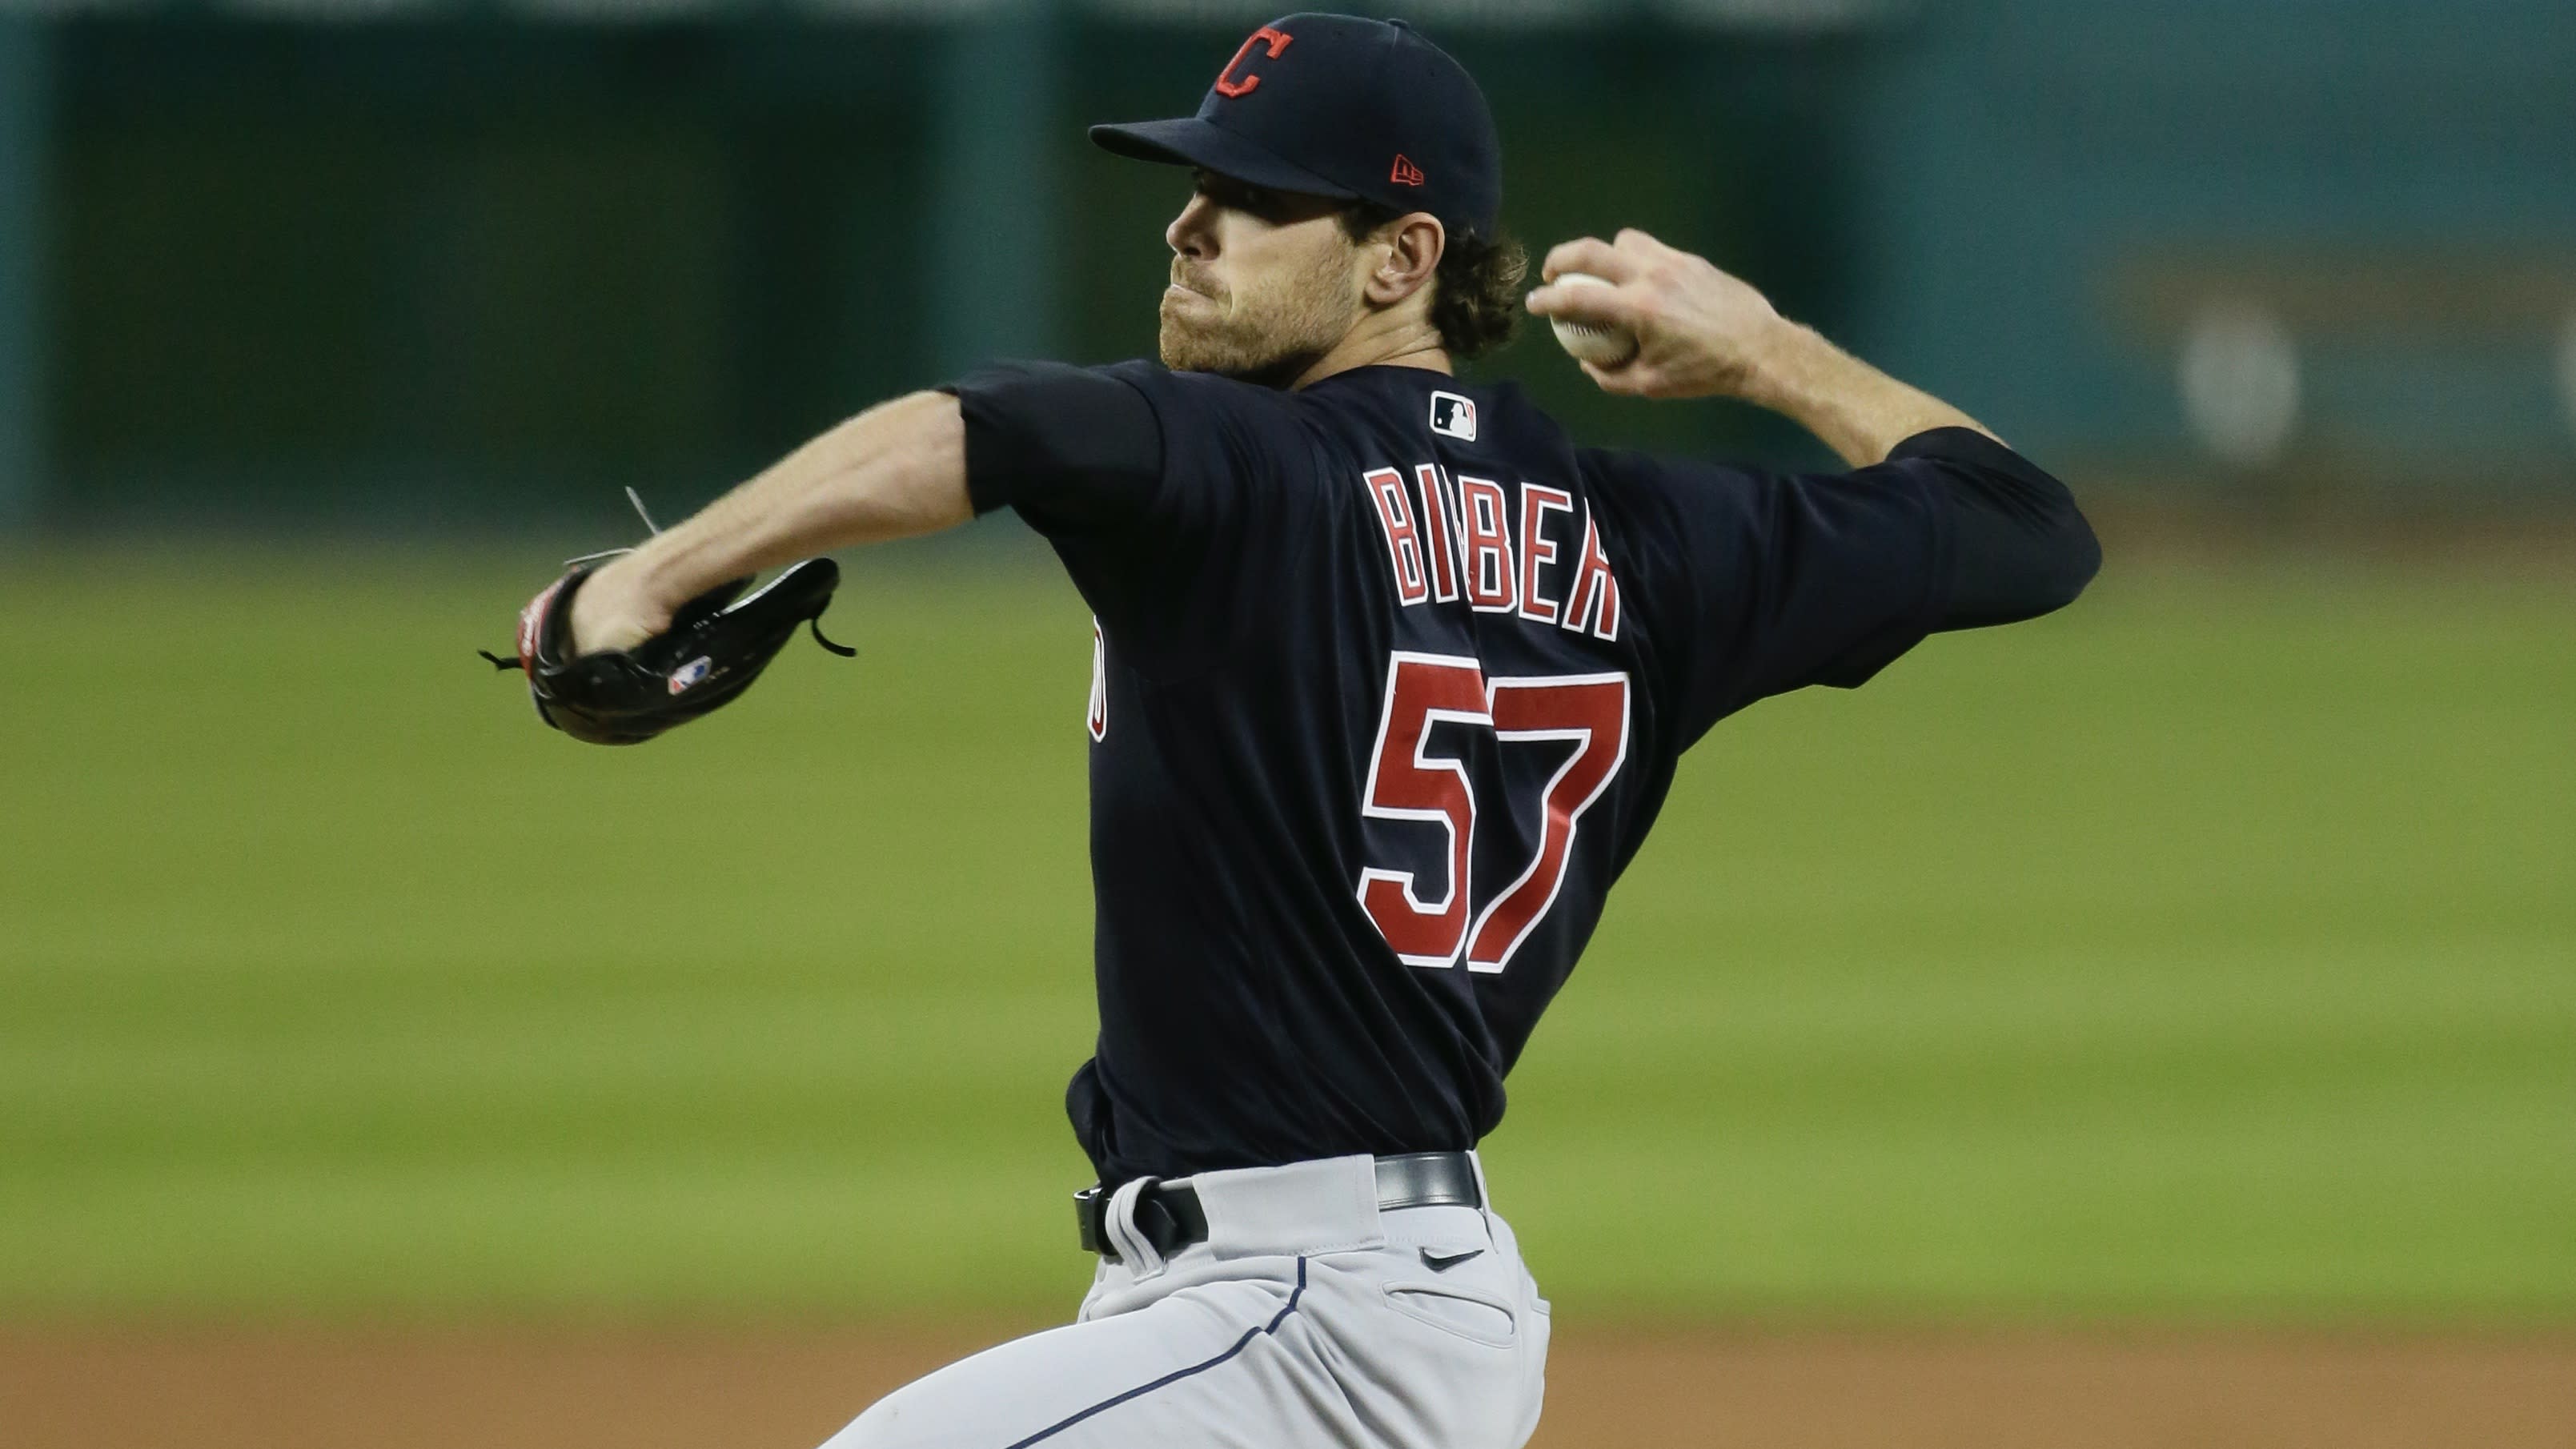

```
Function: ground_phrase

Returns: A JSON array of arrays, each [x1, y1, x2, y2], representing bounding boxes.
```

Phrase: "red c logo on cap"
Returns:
[[1214, 26, 1293, 98]]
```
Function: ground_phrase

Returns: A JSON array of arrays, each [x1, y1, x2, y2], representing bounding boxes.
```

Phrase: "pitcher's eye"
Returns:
[[1193, 171, 1268, 214]]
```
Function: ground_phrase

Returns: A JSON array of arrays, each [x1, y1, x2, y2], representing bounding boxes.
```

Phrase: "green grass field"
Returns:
[[2, 542, 2570, 1323]]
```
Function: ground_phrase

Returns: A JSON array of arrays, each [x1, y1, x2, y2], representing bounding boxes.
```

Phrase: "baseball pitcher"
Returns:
[[496, 14, 2100, 1448]]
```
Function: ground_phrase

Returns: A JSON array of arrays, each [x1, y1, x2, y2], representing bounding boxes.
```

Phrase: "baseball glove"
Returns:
[[482, 557, 855, 745]]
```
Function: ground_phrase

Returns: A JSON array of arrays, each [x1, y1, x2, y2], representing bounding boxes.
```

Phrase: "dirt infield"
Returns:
[[7, 1322, 2571, 1449]]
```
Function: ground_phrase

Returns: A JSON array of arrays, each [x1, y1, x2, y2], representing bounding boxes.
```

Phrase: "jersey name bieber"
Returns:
[[1358, 464, 1621, 640]]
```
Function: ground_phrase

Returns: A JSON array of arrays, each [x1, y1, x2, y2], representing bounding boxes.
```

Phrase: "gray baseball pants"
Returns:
[[817, 1152, 1549, 1449]]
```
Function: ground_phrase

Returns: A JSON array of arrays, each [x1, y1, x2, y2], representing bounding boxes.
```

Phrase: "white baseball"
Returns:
[[1547, 271, 1637, 367]]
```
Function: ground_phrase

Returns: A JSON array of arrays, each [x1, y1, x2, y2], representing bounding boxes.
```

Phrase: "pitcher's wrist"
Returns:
[[1736, 319, 1833, 413]]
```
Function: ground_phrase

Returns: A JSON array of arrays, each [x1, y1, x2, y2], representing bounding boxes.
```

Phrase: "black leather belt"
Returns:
[[1075, 1152, 1482, 1262]]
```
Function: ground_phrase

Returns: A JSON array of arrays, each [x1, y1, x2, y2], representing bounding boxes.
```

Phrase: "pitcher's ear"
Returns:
[[1366, 213, 1446, 306]]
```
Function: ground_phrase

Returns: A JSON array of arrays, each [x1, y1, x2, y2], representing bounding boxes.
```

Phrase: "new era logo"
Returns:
[[1430, 391, 1477, 442], [1390, 154, 1426, 187]]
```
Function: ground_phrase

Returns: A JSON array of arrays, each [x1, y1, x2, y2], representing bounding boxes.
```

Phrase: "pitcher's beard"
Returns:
[[1161, 307, 1326, 389], [1159, 253, 1359, 388]]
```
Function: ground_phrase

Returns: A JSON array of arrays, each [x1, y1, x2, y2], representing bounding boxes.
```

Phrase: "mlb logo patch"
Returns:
[[1430, 391, 1478, 443]]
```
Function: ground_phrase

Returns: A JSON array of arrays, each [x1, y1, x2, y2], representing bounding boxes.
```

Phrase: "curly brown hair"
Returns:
[[1340, 205, 1528, 361]]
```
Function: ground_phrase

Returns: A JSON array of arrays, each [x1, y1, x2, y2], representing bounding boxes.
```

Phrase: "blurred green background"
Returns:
[[6, 0, 2576, 529], [2, 0, 2574, 1331]]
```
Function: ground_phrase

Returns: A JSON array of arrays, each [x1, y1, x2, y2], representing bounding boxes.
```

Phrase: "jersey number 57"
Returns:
[[1356, 652, 1631, 974]]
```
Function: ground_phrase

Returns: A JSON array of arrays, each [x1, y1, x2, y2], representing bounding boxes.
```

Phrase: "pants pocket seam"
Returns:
[[1379, 1281, 1519, 1350]]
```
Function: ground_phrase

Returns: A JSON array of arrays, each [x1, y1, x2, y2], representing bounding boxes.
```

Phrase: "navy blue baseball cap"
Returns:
[[1090, 14, 1503, 241]]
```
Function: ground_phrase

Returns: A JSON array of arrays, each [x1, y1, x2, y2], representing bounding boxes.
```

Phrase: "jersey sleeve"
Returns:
[[1597, 427, 2094, 749], [941, 360, 1164, 531], [941, 359, 1318, 660], [1595, 436, 1956, 745]]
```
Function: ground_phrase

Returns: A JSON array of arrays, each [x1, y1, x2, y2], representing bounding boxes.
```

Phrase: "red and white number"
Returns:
[[1355, 653, 1631, 973], [1086, 618, 1108, 741], [1463, 673, 1629, 971], [1355, 654, 1491, 966]]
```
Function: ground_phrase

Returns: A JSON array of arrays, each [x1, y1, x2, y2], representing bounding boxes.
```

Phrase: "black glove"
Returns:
[[484, 557, 854, 745]]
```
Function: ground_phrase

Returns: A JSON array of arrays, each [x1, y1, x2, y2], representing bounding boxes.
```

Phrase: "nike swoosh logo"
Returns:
[[1419, 1247, 1485, 1271]]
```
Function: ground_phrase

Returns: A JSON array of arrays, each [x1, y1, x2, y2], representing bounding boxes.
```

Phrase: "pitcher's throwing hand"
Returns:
[[1526, 228, 1796, 400]]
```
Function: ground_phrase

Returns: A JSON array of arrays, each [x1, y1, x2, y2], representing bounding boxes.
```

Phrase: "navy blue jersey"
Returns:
[[947, 360, 2092, 1186]]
